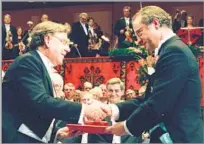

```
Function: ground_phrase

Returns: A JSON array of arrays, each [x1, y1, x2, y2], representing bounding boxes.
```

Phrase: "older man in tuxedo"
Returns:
[[69, 13, 89, 57], [104, 6, 203, 143], [2, 21, 108, 143]]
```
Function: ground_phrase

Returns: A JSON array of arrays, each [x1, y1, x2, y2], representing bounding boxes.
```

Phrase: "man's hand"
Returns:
[[100, 103, 112, 117], [83, 100, 109, 121], [105, 121, 128, 136], [56, 127, 83, 139]]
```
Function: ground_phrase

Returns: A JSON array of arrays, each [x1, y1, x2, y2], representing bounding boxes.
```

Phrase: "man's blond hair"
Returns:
[[79, 12, 88, 19], [132, 6, 172, 28], [106, 78, 125, 91], [30, 21, 70, 37], [29, 21, 70, 49]]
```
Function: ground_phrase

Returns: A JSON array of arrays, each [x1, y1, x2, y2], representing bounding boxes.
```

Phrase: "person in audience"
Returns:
[[17, 27, 23, 42], [23, 21, 34, 49], [83, 81, 93, 92], [64, 83, 75, 101], [2, 21, 108, 143], [50, 72, 65, 99], [69, 12, 89, 57], [87, 17, 103, 57], [2, 14, 18, 60], [177, 15, 202, 45], [16, 26, 26, 56], [41, 14, 49, 22], [80, 92, 94, 105], [173, 9, 187, 33], [99, 84, 109, 103], [99, 84, 107, 96], [103, 6, 203, 143], [126, 89, 136, 100], [106, 78, 125, 103], [88, 77, 139, 143], [89, 87, 103, 100], [114, 6, 135, 48]]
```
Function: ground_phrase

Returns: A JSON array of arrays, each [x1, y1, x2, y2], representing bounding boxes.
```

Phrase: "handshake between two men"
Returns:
[[57, 100, 128, 140]]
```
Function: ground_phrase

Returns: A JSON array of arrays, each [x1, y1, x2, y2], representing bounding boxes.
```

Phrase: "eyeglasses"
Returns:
[[53, 35, 70, 46]]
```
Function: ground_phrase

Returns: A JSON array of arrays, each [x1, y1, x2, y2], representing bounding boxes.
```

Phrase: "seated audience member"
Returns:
[[88, 77, 139, 143], [89, 87, 103, 100], [83, 81, 93, 92], [99, 84, 107, 97], [50, 72, 65, 99], [126, 89, 136, 100], [99, 84, 109, 104], [80, 92, 94, 105], [64, 83, 75, 101]]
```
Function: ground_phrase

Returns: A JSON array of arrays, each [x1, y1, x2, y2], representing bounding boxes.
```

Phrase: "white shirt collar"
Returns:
[[80, 22, 86, 26], [154, 33, 176, 56], [37, 50, 55, 72]]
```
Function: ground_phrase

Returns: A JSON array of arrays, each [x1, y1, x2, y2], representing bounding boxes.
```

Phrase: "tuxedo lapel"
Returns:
[[122, 18, 126, 27], [31, 51, 54, 97], [155, 36, 181, 69], [78, 22, 88, 36]]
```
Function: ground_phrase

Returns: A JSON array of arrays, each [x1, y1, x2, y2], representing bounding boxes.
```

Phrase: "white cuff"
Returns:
[[124, 120, 134, 136], [147, 67, 155, 75], [78, 104, 85, 124], [109, 104, 120, 121]]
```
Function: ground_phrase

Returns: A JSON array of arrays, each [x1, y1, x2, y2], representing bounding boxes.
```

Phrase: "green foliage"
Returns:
[[109, 46, 148, 61]]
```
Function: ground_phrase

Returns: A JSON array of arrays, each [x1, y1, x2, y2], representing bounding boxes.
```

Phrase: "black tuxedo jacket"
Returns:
[[2, 24, 18, 60], [69, 21, 89, 57], [2, 50, 82, 143], [116, 36, 203, 143], [114, 17, 134, 48]]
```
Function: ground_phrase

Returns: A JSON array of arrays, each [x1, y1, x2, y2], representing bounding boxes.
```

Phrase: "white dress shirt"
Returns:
[[124, 17, 130, 26], [5, 24, 10, 32], [81, 22, 88, 35]]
